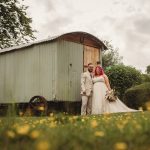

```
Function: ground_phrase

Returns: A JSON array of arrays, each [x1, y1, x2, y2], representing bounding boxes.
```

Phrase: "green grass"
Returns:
[[0, 111, 150, 150]]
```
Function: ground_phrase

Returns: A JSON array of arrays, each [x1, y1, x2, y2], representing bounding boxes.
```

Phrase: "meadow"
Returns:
[[0, 111, 150, 150]]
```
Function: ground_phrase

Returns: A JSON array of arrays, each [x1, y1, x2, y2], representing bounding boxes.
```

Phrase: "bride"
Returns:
[[92, 66, 139, 114]]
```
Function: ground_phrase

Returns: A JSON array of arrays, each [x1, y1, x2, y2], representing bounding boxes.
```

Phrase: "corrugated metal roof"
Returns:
[[0, 31, 107, 54], [0, 35, 60, 54]]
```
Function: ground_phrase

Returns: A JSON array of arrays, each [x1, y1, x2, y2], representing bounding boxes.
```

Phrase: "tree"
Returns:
[[102, 40, 123, 70], [146, 65, 150, 74], [0, 0, 36, 49]]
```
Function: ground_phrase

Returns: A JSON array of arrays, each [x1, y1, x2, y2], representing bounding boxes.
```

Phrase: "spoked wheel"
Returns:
[[29, 96, 48, 116]]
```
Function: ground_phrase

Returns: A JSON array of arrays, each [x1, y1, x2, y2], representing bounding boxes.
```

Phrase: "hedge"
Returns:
[[124, 82, 150, 110]]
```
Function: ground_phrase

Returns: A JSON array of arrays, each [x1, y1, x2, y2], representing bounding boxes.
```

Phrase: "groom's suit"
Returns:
[[81, 71, 93, 115]]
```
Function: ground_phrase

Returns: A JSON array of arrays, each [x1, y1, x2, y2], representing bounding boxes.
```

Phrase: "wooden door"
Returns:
[[84, 45, 100, 71]]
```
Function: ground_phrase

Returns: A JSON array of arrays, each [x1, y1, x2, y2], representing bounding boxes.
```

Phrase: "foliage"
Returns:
[[0, 112, 150, 150], [0, 0, 36, 49], [105, 65, 142, 99], [141, 74, 150, 83], [124, 83, 150, 110], [146, 65, 150, 74], [102, 40, 123, 70]]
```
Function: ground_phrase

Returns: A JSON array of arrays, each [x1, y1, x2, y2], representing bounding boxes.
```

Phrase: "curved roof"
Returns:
[[0, 31, 107, 54]]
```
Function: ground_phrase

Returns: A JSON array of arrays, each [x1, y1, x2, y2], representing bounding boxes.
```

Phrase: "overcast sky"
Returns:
[[21, 0, 150, 72]]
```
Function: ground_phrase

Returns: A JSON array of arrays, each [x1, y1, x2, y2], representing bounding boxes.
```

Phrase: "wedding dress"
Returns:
[[91, 76, 139, 114]]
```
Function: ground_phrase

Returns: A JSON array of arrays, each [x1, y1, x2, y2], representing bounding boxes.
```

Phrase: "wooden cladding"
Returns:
[[61, 34, 102, 49], [84, 45, 100, 71]]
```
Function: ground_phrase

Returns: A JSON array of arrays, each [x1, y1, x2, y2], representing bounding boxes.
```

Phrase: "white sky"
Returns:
[[21, 0, 150, 72]]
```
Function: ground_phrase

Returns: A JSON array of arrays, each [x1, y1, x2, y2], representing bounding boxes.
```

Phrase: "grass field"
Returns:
[[0, 111, 150, 150]]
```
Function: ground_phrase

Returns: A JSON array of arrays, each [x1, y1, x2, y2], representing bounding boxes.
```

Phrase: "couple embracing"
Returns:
[[81, 63, 139, 115]]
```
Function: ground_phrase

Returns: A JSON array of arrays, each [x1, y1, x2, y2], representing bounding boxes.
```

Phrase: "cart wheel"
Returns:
[[29, 96, 48, 115]]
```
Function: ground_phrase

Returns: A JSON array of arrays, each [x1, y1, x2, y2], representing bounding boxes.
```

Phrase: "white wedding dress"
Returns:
[[91, 76, 139, 114]]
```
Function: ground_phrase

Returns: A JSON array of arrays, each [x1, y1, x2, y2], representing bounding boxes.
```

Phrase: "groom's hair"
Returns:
[[97, 61, 101, 65], [88, 63, 93, 66]]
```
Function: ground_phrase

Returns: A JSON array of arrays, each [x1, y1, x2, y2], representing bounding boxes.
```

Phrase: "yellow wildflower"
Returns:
[[94, 131, 105, 137], [49, 122, 56, 128], [114, 142, 128, 150], [48, 117, 55, 122], [19, 111, 24, 116], [49, 113, 54, 117], [16, 124, 30, 135], [135, 124, 142, 130], [39, 119, 45, 124], [6, 130, 15, 138], [91, 120, 98, 128], [30, 130, 40, 139], [117, 123, 125, 131], [36, 141, 50, 150], [81, 119, 85, 122], [37, 106, 45, 111], [69, 117, 73, 123], [72, 116, 78, 120]]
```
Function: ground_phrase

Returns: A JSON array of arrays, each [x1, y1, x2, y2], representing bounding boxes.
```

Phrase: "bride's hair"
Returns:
[[95, 66, 104, 76]]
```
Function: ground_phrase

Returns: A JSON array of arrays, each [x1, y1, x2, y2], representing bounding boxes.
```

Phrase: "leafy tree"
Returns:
[[105, 65, 142, 99], [146, 65, 150, 74], [102, 40, 123, 69], [0, 0, 36, 49]]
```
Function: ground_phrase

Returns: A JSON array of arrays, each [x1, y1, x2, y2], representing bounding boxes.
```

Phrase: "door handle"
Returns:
[[69, 63, 72, 67]]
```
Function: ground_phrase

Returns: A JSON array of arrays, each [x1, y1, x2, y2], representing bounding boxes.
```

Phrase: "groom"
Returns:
[[81, 63, 94, 115]]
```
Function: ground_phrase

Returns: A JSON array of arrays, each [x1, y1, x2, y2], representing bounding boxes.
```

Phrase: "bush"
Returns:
[[105, 65, 142, 99], [141, 74, 150, 83], [124, 82, 150, 110]]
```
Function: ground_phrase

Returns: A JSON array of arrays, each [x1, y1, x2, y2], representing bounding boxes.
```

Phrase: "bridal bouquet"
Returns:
[[105, 89, 117, 102]]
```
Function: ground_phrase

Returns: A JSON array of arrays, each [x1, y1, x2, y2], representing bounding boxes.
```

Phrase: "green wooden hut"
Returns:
[[0, 31, 107, 105]]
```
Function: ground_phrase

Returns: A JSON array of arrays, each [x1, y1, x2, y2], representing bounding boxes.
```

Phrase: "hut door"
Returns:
[[68, 42, 83, 101], [84, 45, 100, 71]]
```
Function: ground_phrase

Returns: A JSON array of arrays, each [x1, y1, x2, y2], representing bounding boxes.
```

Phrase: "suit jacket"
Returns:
[[81, 71, 93, 96]]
